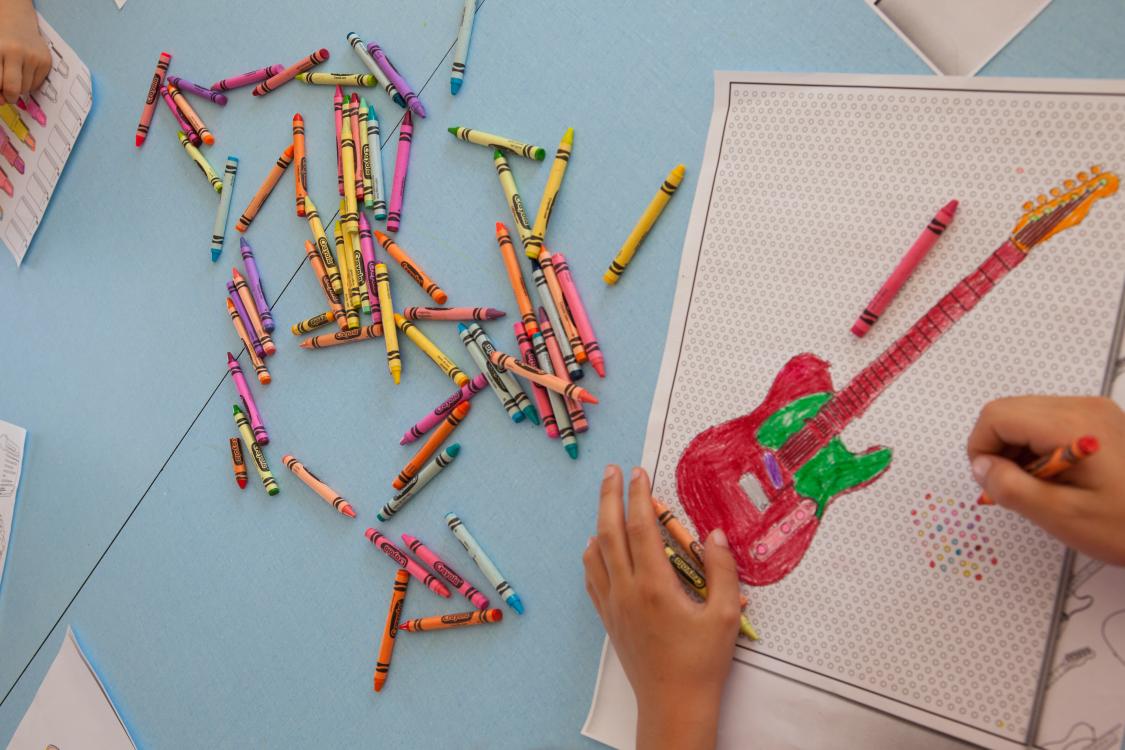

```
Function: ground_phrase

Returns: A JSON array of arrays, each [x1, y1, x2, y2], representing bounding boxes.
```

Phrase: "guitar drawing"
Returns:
[[676, 168, 1120, 586]]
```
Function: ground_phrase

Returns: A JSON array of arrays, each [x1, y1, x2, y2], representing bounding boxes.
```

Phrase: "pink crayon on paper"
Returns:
[[399, 373, 488, 445], [515, 322, 558, 439], [539, 309, 589, 434], [16, 96, 46, 126], [402, 534, 490, 610], [358, 212, 383, 333], [365, 528, 451, 598], [851, 200, 959, 338], [366, 41, 425, 118], [227, 352, 268, 444], [227, 282, 265, 358], [167, 75, 228, 106], [0, 130, 25, 174], [386, 110, 413, 232], [211, 64, 285, 92], [552, 252, 605, 378], [160, 85, 199, 146], [252, 49, 330, 97]]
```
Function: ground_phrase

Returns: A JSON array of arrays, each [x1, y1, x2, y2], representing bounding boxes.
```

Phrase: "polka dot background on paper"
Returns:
[[913, 493, 999, 582], [647, 80, 1125, 742]]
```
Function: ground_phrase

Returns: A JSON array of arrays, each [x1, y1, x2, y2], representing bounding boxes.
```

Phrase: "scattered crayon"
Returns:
[[176, 131, 222, 193], [449, 126, 545, 160], [336, 218, 360, 330], [167, 75, 228, 105], [159, 85, 197, 145], [495, 222, 537, 335], [537, 249, 586, 363], [375, 263, 401, 383], [605, 164, 685, 284], [488, 349, 599, 404], [303, 197, 343, 296], [373, 231, 447, 303], [395, 315, 469, 386], [393, 402, 470, 490], [358, 99, 373, 209], [303, 240, 347, 330], [0, 130, 25, 174], [365, 528, 451, 597], [349, 216, 369, 314], [135, 51, 171, 147], [403, 307, 505, 322], [211, 157, 239, 262], [445, 513, 524, 614], [531, 326, 577, 458], [291, 310, 335, 335], [212, 64, 285, 91], [233, 405, 279, 495], [366, 41, 425, 118], [227, 352, 268, 444], [299, 323, 382, 349], [386, 110, 413, 232], [665, 547, 759, 640], [403, 534, 490, 610], [400, 375, 487, 445], [334, 86, 344, 196], [346, 33, 404, 107], [552, 252, 605, 377], [292, 114, 307, 216], [283, 455, 357, 518], [236, 144, 294, 232], [366, 103, 387, 219], [227, 281, 265, 358], [374, 569, 409, 692], [526, 128, 574, 257], [539, 311, 588, 435], [378, 444, 460, 521], [978, 435, 1100, 506], [252, 48, 330, 97], [230, 437, 248, 489], [225, 298, 270, 384], [467, 324, 537, 424], [400, 609, 503, 633], [239, 238, 274, 332], [458, 324, 522, 423], [450, 0, 477, 95], [514, 322, 557, 439], [493, 151, 534, 251], [349, 93, 364, 205], [232, 269, 276, 355], [358, 213, 383, 334], [340, 108, 360, 237], [296, 72, 377, 87], [167, 82, 214, 146], [531, 261, 581, 380]]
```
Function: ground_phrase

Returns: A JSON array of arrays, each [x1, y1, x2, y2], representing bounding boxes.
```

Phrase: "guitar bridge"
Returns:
[[750, 499, 818, 561]]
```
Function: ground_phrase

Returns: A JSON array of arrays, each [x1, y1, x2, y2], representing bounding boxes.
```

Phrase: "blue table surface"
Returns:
[[2, 0, 1124, 746]]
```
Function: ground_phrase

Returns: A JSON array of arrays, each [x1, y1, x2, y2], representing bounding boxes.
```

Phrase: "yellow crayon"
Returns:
[[664, 546, 758, 640], [334, 220, 360, 330], [605, 164, 685, 285], [375, 263, 401, 384], [493, 150, 534, 251], [296, 72, 377, 87], [0, 103, 33, 149], [176, 131, 222, 193], [291, 310, 336, 335], [351, 220, 370, 313], [340, 103, 360, 236], [526, 127, 573, 258], [303, 196, 343, 296], [394, 314, 469, 386]]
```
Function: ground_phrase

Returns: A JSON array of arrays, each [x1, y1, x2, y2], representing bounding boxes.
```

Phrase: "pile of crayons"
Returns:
[[0, 97, 45, 202]]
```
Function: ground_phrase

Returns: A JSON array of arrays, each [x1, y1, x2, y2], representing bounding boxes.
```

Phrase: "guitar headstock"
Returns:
[[1010, 167, 1119, 252]]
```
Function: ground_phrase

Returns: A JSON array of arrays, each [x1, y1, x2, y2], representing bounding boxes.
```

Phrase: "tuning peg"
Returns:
[[1050, 187, 1061, 197], [1091, 165, 1102, 175], [1078, 171, 1089, 182], [1037, 194, 1048, 205], [1064, 179, 1076, 189], [1022, 201, 1034, 212]]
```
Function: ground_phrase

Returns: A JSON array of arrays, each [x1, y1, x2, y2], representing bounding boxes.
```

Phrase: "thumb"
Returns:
[[702, 529, 741, 616], [973, 454, 1071, 530]]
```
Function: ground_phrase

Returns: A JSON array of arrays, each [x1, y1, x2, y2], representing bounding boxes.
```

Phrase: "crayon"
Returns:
[[374, 231, 448, 303], [292, 114, 307, 216], [514, 322, 557, 439], [225, 298, 270, 384], [176, 131, 222, 193], [15, 96, 45, 127], [296, 72, 377, 87], [167, 75, 228, 105], [449, 127, 544, 161], [531, 261, 582, 380], [291, 310, 335, 335], [350, 216, 369, 314], [531, 325, 577, 458], [358, 99, 373, 209], [239, 238, 274, 332], [299, 323, 382, 349], [552, 252, 605, 377], [365, 528, 451, 597], [159, 86, 197, 146], [211, 65, 285, 91], [494, 222, 537, 336], [232, 269, 276, 355], [230, 437, 248, 489], [366, 103, 388, 220], [303, 197, 343, 296], [450, 0, 476, 95], [136, 51, 171, 147], [493, 151, 534, 251], [536, 250, 586, 363], [0, 130, 24, 174], [366, 41, 425, 118], [333, 86, 344, 196], [349, 93, 364, 204], [303, 240, 347, 330], [395, 315, 469, 386], [283, 455, 357, 518], [487, 349, 599, 404], [227, 281, 265, 358], [236, 144, 294, 232], [399, 375, 487, 445], [227, 352, 268, 444], [400, 609, 503, 633], [605, 164, 685, 284], [539, 311, 588, 435], [375, 263, 401, 383], [378, 445, 460, 521], [374, 569, 409, 692], [851, 200, 958, 337], [467, 324, 537, 424], [526, 128, 573, 257], [252, 48, 330, 97], [403, 534, 490, 609], [458, 324, 522, 423], [665, 547, 758, 640], [393, 402, 470, 489], [403, 307, 505, 322], [340, 108, 360, 237], [358, 212, 383, 334], [167, 82, 214, 146], [652, 498, 751, 606], [335, 219, 360, 330], [233, 406, 279, 496], [978, 435, 1100, 506], [0, 104, 33, 150], [386, 110, 413, 232], [0, 166, 10, 198], [211, 157, 239, 262], [445, 513, 524, 614], [345, 33, 404, 107]]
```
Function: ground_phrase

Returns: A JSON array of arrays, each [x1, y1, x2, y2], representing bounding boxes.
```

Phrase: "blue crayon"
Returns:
[[211, 156, 238, 261], [445, 512, 524, 615]]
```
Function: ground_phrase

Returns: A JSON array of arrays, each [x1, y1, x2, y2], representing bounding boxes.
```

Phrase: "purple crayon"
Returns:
[[365, 528, 451, 598], [226, 353, 268, 444], [227, 281, 265, 358], [167, 75, 228, 106], [358, 212, 382, 333], [400, 373, 488, 445], [366, 41, 425, 118], [211, 65, 285, 92], [159, 85, 199, 146], [403, 534, 490, 610], [239, 238, 274, 332]]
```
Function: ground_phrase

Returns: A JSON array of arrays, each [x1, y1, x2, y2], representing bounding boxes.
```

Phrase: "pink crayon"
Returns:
[[365, 528, 451, 598], [386, 110, 413, 232], [167, 75, 228, 106], [227, 352, 268, 444], [227, 282, 265, 358], [212, 65, 285, 92], [358, 212, 383, 333], [252, 48, 330, 97], [402, 534, 490, 610], [0, 166, 12, 198], [0, 130, 25, 174], [16, 96, 46, 126], [851, 200, 958, 337], [334, 85, 344, 196], [366, 41, 426, 118], [515, 322, 558, 439], [160, 85, 199, 146], [349, 93, 364, 203], [552, 252, 606, 378], [539, 310, 589, 434], [399, 373, 488, 445]]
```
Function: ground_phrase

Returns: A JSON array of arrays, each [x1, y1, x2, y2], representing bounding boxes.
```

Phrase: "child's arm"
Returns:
[[968, 395, 1125, 565], [0, 0, 51, 104], [584, 465, 742, 750]]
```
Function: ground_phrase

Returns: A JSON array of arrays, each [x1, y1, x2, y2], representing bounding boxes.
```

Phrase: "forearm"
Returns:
[[636, 691, 723, 750]]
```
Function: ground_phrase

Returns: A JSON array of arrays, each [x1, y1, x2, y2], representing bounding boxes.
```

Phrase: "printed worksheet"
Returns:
[[0, 418, 26, 595]]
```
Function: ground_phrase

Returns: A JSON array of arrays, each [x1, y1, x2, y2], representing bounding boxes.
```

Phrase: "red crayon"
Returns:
[[252, 48, 329, 97], [851, 200, 958, 337], [135, 51, 171, 147]]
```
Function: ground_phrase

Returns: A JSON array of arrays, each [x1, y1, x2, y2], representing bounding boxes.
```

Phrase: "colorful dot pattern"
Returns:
[[913, 493, 998, 581]]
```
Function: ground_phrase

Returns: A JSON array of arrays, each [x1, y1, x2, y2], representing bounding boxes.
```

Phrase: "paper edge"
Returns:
[[0, 420, 27, 601], [579, 637, 618, 746], [68, 627, 139, 750]]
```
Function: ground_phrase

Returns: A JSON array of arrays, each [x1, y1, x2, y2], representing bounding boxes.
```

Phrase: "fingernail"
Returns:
[[709, 528, 729, 548], [971, 456, 991, 485], [604, 464, 617, 480], [631, 467, 642, 481]]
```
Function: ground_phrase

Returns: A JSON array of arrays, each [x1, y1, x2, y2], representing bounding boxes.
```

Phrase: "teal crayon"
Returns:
[[377, 444, 460, 521]]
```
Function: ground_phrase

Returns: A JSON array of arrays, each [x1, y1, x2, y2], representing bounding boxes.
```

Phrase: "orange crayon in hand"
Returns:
[[978, 435, 1099, 506], [375, 569, 409, 692]]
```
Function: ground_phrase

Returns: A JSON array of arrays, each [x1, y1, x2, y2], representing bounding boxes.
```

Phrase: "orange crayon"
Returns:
[[399, 608, 503, 632], [230, 437, 248, 489], [225, 298, 270, 384], [978, 435, 1100, 506], [538, 248, 586, 363], [495, 222, 537, 335], [373, 231, 448, 304], [232, 269, 276, 356], [167, 82, 214, 145], [303, 240, 347, 330], [293, 114, 307, 216], [653, 498, 749, 607], [392, 402, 470, 490], [237, 144, 294, 232], [374, 569, 409, 692], [487, 349, 598, 404], [253, 48, 330, 97], [282, 454, 357, 517]]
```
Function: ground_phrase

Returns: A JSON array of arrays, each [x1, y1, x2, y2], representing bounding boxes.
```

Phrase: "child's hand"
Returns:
[[0, 0, 52, 104], [584, 465, 741, 750], [968, 395, 1125, 565]]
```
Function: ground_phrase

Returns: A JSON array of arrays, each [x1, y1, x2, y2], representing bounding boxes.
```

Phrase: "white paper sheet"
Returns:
[[0, 14, 92, 265], [584, 71, 1125, 750], [867, 0, 1052, 76], [0, 419, 26, 596], [7, 627, 137, 750]]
